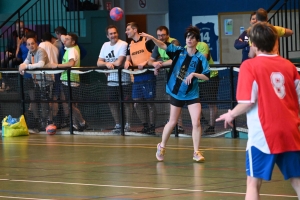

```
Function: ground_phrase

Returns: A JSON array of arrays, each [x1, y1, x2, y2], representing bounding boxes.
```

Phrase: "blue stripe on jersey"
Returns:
[[166, 44, 210, 100]]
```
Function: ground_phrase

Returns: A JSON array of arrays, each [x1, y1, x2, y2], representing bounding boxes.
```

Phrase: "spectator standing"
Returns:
[[49, 33, 87, 131], [124, 22, 156, 135], [39, 32, 59, 127], [248, 8, 293, 58], [234, 12, 257, 63], [196, 41, 219, 135], [19, 37, 52, 130], [97, 25, 132, 133]]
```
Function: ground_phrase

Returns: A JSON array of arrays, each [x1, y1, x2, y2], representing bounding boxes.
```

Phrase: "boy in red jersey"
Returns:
[[217, 22, 300, 200]]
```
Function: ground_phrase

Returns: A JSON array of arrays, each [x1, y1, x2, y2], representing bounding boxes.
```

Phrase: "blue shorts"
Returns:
[[246, 146, 300, 181], [132, 74, 156, 99]]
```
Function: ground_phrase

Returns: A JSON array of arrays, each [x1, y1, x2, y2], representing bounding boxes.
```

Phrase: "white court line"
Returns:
[[0, 196, 53, 200], [0, 179, 297, 198], [206, 191, 297, 198]]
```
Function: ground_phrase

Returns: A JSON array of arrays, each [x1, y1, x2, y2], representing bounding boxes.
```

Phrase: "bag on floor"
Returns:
[[2, 115, 29, 137]]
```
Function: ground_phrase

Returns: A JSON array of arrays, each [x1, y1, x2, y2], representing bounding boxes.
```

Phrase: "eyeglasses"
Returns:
[[157, 34, 166, 37]]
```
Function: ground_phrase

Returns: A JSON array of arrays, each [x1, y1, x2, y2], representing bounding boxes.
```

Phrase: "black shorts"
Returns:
[[169, 96, 200, 107], [62, 84, 80, 100], [199, 76, 220, 102], [107, 84, 132, 101], [23, 78, 35, 91]]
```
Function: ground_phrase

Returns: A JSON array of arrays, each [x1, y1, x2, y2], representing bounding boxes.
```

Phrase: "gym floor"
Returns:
[[0, 134, 297, 199]]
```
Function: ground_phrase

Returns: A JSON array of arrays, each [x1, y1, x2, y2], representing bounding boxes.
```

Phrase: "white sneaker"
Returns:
[[124, 123, 131, 132], [112, 124, 121, 133]]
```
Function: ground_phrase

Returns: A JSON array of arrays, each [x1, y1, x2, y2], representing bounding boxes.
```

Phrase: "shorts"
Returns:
[[199, 76, 219, 102], [35, 82, 53, 101], [53, 80, 63, 98], [132, 79, 156, 99], [169, 96, 200, 107], [23, 78, 35, 91], [246, 146, 300, 181], [62, 84, 80, 101], [107, 84, 132, 101]]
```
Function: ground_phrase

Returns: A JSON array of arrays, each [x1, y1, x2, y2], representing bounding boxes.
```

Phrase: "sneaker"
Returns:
[[72, 124, 79, 131], [124, 123, 131, 132], [78, 122, 88, 132], [204, 126, 215, 135], [172, 125, 184, 134], [112, 124, 121, 133], [178, 126, 184, 133], [193, 151, 205, 162], [148, 124, 156, 135], [156, 143, 165, 161]]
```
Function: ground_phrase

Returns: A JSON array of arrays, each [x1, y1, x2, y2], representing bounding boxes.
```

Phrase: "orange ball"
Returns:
[[46, 124, 57, 135]]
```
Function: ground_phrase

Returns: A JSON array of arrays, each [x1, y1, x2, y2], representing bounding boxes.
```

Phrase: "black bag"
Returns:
[[62, 0, 84, 11], [62, 0, 99, 11], [82, 0, 99, 10]]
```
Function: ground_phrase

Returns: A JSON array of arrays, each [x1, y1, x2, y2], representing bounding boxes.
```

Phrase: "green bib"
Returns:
[[158, 37, 176, 62], [61, 45, 80, 82]]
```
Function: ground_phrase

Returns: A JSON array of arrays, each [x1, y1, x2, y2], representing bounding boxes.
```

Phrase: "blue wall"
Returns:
[[168, 0, 283, 45]]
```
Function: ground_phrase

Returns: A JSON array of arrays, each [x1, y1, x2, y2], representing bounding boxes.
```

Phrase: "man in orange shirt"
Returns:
[[124, 22, 156, 135]]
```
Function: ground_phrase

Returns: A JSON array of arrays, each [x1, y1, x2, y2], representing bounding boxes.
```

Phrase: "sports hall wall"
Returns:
[[168, 0, 297, 64]]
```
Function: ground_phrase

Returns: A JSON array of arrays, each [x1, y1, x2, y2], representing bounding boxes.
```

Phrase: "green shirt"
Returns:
[[195, 42, 218, 79], [60, 45, 80, 83], [158, 37, 176, 61]]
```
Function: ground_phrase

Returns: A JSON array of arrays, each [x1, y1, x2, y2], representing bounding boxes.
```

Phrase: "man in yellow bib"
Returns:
[[49, 33, 87, 132], [248, 8, 293, 58]]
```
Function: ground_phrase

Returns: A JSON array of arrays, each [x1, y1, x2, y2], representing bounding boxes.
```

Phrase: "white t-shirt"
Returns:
[[39, 41, 59, 83], [39, 41, 59, 64], [99, 39, 130, 86]]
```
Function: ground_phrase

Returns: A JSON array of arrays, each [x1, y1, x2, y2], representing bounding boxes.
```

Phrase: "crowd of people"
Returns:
[[0, 22, 88, 132]]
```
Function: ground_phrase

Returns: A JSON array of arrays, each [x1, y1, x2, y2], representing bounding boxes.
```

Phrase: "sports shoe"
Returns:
[[178, 126, 184, 133], [78, 122, 88, 132], [172, 125, 185, 134], [156, 143, 165, 161], [112, 124, 121, 133], [148, 124, 156, 135], [204, 126, 215, 135], [193, 151, 205, 162], [124, 123, 131, 132]]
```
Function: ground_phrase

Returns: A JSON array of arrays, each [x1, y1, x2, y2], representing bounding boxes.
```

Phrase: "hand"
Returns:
[[152, 61, 162, 69], [216, 109, 235, 128], [137, 60, 147, 70], [48, 63, 58, 69], [154, 68, 160, 76], [19, 63, 27, 75], [139, 32, 154, 41], [124, 60, 132, 69], [106, 62, 114, 69], [184, 73, 194, 85]]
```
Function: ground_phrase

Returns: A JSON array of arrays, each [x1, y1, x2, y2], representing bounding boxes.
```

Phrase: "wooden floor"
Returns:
[[0, 134, 298, 200]]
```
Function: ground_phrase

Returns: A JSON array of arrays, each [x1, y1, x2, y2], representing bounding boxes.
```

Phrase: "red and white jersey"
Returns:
[[237, 54, 300, 154]]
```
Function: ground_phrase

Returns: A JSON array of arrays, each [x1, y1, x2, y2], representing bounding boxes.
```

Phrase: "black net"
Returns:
[[0, 67, 251, 137]]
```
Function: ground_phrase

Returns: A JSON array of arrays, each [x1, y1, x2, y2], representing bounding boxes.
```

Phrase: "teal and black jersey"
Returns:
[[166, 44, 210, 100]]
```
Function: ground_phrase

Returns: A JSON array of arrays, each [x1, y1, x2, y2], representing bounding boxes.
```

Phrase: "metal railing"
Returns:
[[267, 0, 300, 59]]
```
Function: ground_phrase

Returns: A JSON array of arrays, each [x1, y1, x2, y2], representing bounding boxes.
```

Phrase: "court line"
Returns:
[[1, 142, 246, 152], [0, 196, 53, 200], [0, 179, 297, 198]]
